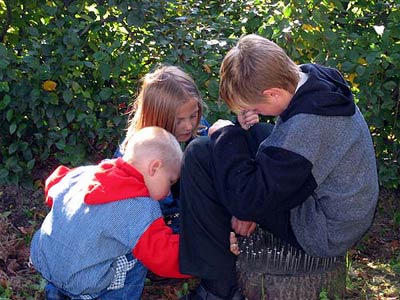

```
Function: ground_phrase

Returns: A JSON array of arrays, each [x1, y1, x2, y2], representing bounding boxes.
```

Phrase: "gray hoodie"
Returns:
[[210, 64, 379, 257]]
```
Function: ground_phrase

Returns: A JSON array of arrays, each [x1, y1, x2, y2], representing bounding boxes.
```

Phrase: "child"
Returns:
[[30, 126, 190, 300], [117, 65, 209, 150], [114, 65, 209, 234], [178, 34, 379, 300], [115, 64, 260, 233]]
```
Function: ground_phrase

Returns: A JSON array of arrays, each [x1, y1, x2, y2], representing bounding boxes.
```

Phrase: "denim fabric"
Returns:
[[45, 261, 147, 300], [30, 166, 162, 295], [198, 117, 210, 136], [97, 261, 147, 300], [45, 283, 69, 300]]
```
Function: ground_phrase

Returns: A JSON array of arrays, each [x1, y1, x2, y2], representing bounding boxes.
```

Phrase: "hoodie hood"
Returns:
[[280, 64, 355, 122], [44, 158, 149, 207], [84, 158, 149, 205]]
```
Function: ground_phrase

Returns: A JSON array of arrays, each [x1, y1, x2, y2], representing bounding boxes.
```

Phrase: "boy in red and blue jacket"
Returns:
[[30, 127, 190, 300]]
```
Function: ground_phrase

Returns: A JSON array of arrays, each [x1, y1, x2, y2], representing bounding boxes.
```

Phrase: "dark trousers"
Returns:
[[178, 123, 301, 281]]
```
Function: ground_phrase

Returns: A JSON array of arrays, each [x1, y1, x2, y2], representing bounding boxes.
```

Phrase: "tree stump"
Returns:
[[236, 228, 347, 300]]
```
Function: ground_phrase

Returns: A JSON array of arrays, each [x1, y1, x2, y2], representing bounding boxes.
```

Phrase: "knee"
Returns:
[[185, 136, 210, 159], [182, 136, 211, 171]]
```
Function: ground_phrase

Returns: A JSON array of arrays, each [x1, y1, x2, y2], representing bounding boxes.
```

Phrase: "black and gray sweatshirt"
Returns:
[[210, 63, 379, 257]]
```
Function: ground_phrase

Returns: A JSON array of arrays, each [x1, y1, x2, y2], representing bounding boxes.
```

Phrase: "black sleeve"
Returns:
[[210, 125, 317, 223]]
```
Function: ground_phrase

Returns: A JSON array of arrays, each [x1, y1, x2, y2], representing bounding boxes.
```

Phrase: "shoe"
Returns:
[[180, 284, 245, 300]]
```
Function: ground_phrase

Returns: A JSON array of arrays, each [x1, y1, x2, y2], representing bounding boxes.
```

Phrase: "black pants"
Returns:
[[178, 123, 301, 280]]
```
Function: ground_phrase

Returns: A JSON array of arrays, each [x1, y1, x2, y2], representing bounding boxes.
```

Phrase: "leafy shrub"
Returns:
[[0, 0, 399, 188]]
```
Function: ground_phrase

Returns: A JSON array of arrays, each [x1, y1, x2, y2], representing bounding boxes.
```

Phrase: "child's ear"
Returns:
[[147, 159, 163, 177], [262, 87, 281, 98]]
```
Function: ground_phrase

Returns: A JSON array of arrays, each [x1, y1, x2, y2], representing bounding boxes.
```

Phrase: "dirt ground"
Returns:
[[0, 183, 399, 299]]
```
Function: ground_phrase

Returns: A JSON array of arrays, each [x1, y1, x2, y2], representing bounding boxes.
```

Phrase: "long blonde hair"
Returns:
[[121, 65, 205, 153]]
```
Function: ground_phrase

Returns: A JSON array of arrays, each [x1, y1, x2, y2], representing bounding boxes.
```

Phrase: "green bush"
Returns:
[[0, 0, 399, 189]]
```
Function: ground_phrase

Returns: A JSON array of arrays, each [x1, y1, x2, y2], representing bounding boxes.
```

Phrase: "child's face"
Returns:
[[174, 98, 199, 142], [250, 101, 284, 116], [249, 89, 292, 116], [145, 163, 180, 201]]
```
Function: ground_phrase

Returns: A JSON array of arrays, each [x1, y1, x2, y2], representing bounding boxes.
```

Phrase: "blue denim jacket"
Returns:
[[30, 166, 162, 296]]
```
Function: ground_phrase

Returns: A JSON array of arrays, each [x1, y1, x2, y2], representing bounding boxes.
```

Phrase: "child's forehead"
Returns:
[[176, 98, 199, 115], [235, 103, 255, 113]]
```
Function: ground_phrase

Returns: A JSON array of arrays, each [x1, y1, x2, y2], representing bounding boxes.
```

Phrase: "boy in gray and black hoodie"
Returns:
[[179, 34, 379, 300]]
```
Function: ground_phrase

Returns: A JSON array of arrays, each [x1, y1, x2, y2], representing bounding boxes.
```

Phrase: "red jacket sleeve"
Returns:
[[133, 218, 192, 278], [44, 165, 71, 207]]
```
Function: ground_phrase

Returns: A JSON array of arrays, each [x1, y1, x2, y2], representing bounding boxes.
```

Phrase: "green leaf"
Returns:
[[8, 143, 18, 154], [99, 88, 113, 100], [27, 27, 40, 37], [63, 90, 73, 104], [0, 81, 9, 92], [83, 61, 95, 68], [0, 168, 10, 178], [66, 109, 75, 123], [0, 59, 9, 69], [99, 63, 111, 80], [0, 94, 11, 109], [283, 6, 292, 18], [93, 51, 108, 62], [6, 109, 13, 121], [55, 140, 66, 150], [71, 81, 81, 92], [9, 123, 17, 134], [382, 81, 397, 91], [127, 10, 144, 27], [82, 91, 91, 98], [87, 100, 95, 110], [27, 159, 35, 170], [207, 79, 220, 100], [30, 88, 40, 101]]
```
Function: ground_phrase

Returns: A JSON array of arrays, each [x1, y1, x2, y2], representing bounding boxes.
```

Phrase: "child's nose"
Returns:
[[183, 119, 193, 131]]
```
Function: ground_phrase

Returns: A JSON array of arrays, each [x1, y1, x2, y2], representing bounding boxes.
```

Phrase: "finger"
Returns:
[[247, 222, 257, 236], [243, 109, 257, 117], [230, 242, 240, 255], [230, 232, 237, 244]]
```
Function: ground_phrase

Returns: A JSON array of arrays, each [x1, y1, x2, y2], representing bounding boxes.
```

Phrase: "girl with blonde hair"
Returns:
[[115, 65, 209, 233]]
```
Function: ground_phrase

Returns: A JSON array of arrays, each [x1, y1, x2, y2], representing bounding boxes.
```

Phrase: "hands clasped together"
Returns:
[[207, 109, 260, 256]]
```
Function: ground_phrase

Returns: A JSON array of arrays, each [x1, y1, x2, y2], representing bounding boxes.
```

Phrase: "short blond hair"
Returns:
[[219, 34, 300, 112], [123, 126, 182, 170]]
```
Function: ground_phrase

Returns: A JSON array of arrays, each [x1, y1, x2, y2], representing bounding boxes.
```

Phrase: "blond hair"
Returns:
[[121, 65, 205, 153], [123, 126, 182, 170], [219, 34, 300, 112]]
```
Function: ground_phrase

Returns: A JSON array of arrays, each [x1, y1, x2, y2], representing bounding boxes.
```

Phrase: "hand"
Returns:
[[229, 232, 240, 255], [208, 119, 234, 136], [231, 216, 256, 237], [237, 110, 259, 130]]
